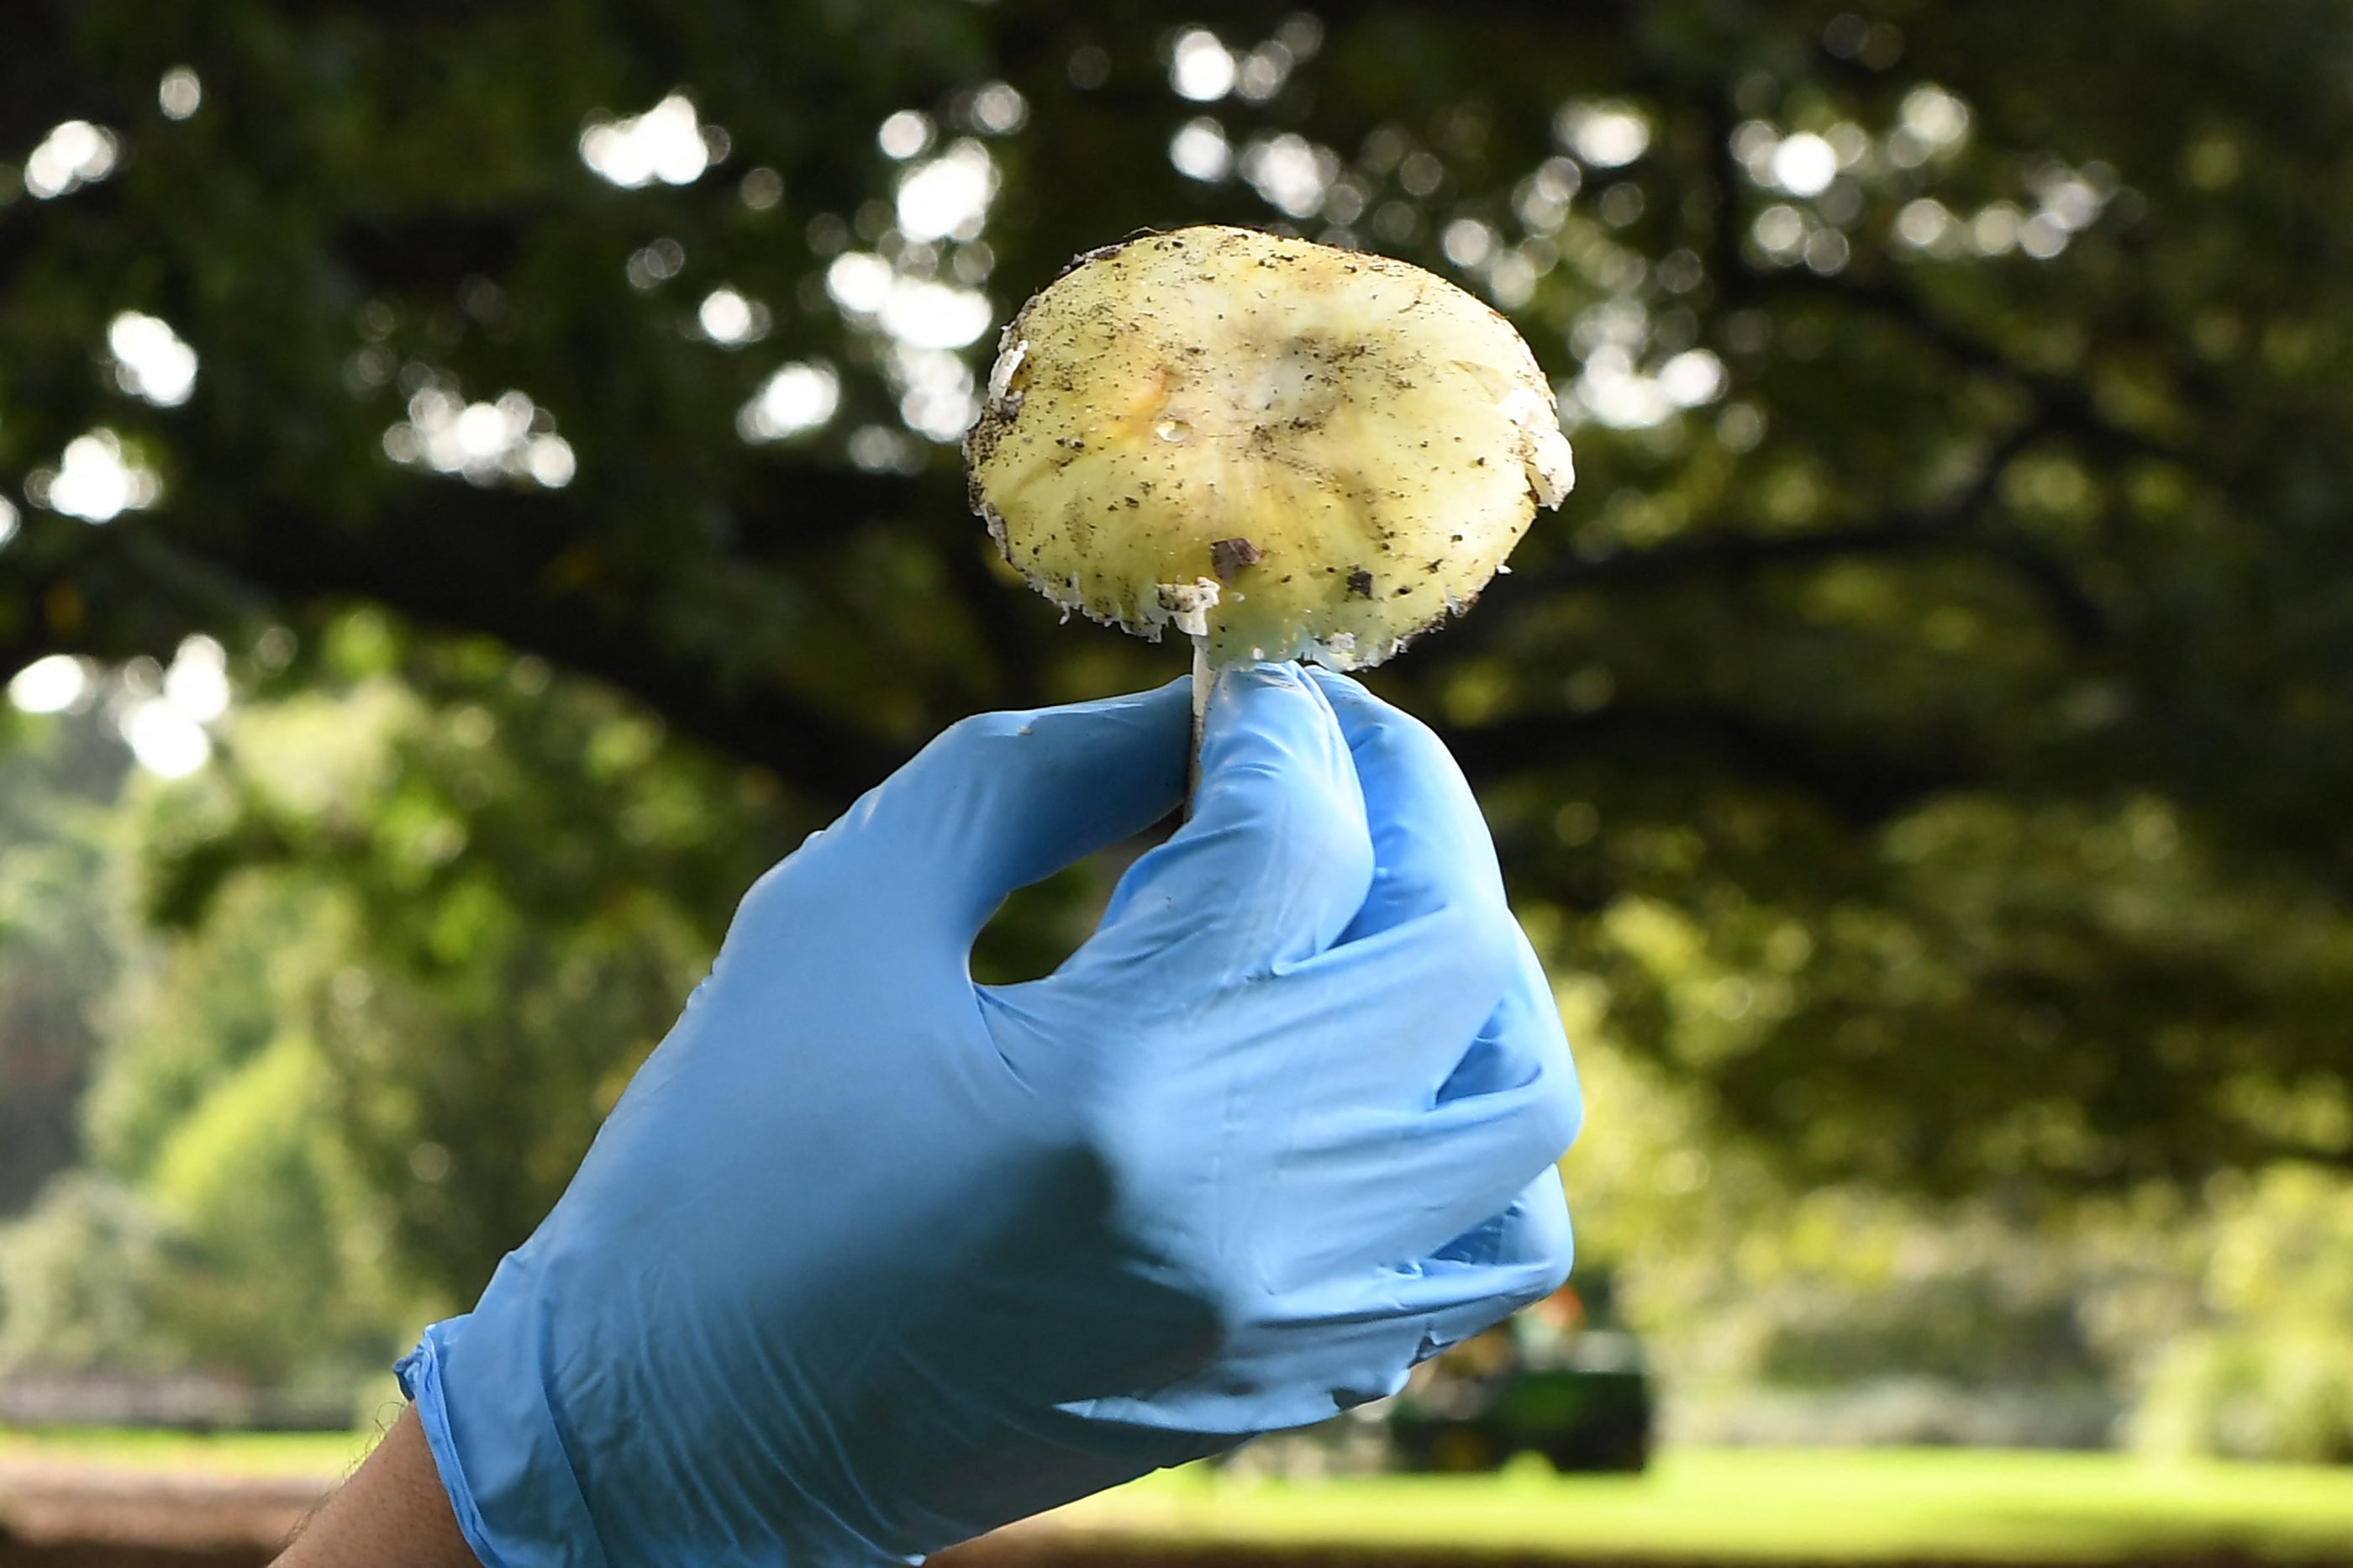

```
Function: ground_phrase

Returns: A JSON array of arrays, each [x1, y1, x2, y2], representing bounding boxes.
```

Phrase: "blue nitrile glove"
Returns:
[[397, 665, 1580, 1567]]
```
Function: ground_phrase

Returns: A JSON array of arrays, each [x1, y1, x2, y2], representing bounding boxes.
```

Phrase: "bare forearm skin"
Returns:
[[276, 1402, 479, 1568]]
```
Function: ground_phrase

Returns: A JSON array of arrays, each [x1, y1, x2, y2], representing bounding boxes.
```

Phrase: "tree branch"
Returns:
[[1436, 700, 1982, 826], [1, 466, 937, 804], [1522, 414, 2107, 645]]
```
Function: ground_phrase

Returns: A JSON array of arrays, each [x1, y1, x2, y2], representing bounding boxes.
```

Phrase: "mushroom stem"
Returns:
[[1186, 636, 1210, 817]]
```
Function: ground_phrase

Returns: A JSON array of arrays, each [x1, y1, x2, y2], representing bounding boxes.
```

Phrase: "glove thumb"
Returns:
[[830, 678, 1192, 955], [1055, 663, 1373, 987]]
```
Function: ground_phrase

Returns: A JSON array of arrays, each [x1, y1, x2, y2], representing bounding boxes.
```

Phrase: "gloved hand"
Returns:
[[397, 664, 1580, 1567]]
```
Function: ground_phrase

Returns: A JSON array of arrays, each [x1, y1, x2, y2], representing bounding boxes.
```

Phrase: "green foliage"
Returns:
[[0, 1173, 176, 1374], [3, 861, 420, 1384], [140, 1030, 394, 1376], [1558, 788, 2353, 1191], [82, 850, 344, 1182], [1561, 971, 2353, 1455], [2130, 1166, 2353, 1463], [0, 710, 133, 1213], [1561, 1013, 2119, 1446], [4, 0, 2353, 1412], [4, 0, 2350, 1197], [3, 622, 792, 1375], [126, 620, 798, 1301]]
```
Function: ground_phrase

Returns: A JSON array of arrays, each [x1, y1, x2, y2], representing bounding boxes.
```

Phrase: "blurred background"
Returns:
[[3, 0, 2353, 1556]]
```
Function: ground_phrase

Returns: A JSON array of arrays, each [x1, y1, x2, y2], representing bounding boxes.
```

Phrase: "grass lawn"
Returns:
[[4, 1432, 2350, 1561], [0, 1423, 380, 1479], [1046, 1448, 2353, 1561]]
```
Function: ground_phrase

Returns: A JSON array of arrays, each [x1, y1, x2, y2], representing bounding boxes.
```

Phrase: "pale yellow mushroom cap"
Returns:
[[965, 225, 1574, 670]]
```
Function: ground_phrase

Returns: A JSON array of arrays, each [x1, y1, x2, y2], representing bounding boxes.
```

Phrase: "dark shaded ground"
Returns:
[[941, 1544, 2353, 1554], [5, 1471, 2349, 1568], [0, 1465, 323, 1564], [0, 1539, 267, 1568], [11, 1534, 2350, 1568]]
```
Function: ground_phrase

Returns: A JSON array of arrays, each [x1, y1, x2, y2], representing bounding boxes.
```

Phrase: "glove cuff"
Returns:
[[397, 1315, 612, 1568]]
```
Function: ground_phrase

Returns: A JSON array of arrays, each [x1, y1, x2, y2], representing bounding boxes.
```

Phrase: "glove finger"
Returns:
[[815, 678, 1192, 953], [1255, 1045, 1579, 1286], [1251, 917, 1574, 1137], [1103, 1175, 1571, 1434], [1261, 1170, 1570, 1356], [1440, 927, 1580, 1111], [1056, 664, 1371, 988], [1298, 671, 1580, 1124], [1378, 1169, 1574, 1359], [1306, 669, 1507, 944]]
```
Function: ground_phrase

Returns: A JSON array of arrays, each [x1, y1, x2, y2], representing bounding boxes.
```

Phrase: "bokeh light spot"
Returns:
[[41, 430, 160, 522], [896, 140, 997, 242], [162, 634, 231, 723], [158, 66, 202, 119], [7, 655, 88, 714], [697, 287, 771, 345], [24, 120, 118, 199], [1442, 218, 1497, 269], [580, 94, 710, 188], [971, 82, 1028, 134], [1771, 132, 1838, 197], [737, 362, 841, 443], [1659, 349, 1729, 408], [122, 699, 209, 777], [384, 384, 575, 487], [1171, 29, 1236, 102], [108, 313, 199, 407], [740, 166, 784, 210], [1240, 134, 1337, 219], [1170, 118, 1232, 182], [1556, 101, 1650, 168], [878, 110, 935, 160], [1899, 85, 1972, 150]]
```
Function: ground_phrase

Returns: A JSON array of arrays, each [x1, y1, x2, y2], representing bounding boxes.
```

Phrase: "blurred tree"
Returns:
[[2129, 1164, 2353, 1462], [0, 709, 429, 1381], [0, 709, 132, 1214], [0, 864, 424, 1386], [121, 613, 802, 1302], [3, 0, 2351, 1217], [0, 1173, 178, 1376]]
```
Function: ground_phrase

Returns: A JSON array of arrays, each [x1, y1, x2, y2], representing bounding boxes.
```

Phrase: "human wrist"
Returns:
[[273, 1402, 479, 1568]]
